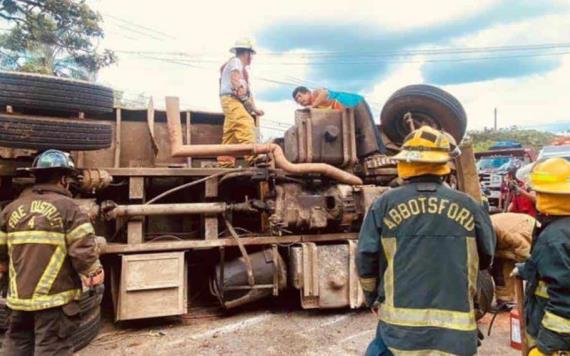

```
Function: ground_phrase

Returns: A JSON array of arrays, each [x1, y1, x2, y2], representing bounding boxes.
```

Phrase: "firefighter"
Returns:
[[514, 158, 570, 355], [217, 38, 264, 168], [356, 126, 496, 355], [0, 150, 103, 356], [490, 212, 535, 309]]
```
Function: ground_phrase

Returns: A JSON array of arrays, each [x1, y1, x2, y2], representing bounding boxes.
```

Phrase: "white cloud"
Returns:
[[444, 55, 570, 130], [93, 0, 570, 139]]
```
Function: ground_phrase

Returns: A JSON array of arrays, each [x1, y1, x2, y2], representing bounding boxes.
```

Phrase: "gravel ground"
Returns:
[[79, 303, 519, 356]]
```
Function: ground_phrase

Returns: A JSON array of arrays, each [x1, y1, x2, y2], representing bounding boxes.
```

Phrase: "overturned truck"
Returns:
[[0, 72, 490, 341]]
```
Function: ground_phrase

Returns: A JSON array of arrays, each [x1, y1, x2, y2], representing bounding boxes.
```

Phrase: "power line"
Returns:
[[113, 42, 570, 61], [257, 42, 570, 58], [115, 48, 570, 67], [105, 23, 166, 41], [102, 13, 176, 40]]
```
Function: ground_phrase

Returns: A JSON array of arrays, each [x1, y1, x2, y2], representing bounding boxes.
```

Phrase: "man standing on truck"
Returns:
[[292, 86, 390, 168], [356, 126, 495, 355], [0, 150, 103, 356], [217, 38, 264, 168], [514, 158, 570, 355]]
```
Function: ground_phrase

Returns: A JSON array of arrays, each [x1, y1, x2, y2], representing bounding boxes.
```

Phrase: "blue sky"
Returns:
[[256, 0, 569, 99], [94, 0, 570, 133]]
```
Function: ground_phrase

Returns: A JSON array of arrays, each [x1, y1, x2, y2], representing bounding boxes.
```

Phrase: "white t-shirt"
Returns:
[[220, 58, 247, 97]]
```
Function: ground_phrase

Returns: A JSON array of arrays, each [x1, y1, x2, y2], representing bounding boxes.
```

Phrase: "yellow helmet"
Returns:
[[392, 126, 458, 164], [529, 158, 570, 194]]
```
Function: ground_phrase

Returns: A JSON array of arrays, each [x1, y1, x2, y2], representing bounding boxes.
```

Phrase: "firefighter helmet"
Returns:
[[529, 157, 570, 194], [393, 126, 458, 164], [25, 149, 77, 174]]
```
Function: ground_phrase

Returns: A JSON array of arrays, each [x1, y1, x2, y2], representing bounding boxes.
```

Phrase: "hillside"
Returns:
[[467, 128, 557, 152]]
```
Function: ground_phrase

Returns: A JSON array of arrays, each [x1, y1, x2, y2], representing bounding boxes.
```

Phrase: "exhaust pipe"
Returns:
[[165, 97, 363, 185]]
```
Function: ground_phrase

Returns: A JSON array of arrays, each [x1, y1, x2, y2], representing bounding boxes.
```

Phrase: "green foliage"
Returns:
[[0, 0, 116, 80], [468, 127, 557, 152]]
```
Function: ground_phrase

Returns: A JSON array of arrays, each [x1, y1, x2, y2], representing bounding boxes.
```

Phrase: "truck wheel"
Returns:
[[0, 298, 7, 330], [0, 286, 104, 351], [380, 84, 467, 145], [0, 71, 114, 114], [0, 114, 113, 151], [71, 308, 102, 351], [475, 270, 494, 320]]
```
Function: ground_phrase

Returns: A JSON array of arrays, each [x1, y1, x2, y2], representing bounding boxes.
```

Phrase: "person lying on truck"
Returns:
[[0, 150, 104, 356], [217, 38, 264, 168], [513, 158, 570, 355], [292, 86, 392, 169], [356, 126, 496, 356]]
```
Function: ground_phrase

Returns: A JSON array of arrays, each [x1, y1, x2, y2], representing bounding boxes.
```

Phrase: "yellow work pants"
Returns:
[[217, 96, 256, 167], [494, 258, 516, 302]]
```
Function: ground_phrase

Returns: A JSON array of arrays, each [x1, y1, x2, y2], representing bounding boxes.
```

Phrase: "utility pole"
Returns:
[[494, 107, 498, 131]]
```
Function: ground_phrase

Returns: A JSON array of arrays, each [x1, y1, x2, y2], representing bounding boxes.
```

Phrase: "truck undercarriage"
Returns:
[[0, 75, 490, 339]]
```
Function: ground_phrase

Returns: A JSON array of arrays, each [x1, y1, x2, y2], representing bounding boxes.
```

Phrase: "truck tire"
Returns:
[[380, 84, 467, 145], [71, 308, 102, 351], [0, 71, 114, 114], [0, 298, 7, 330], [0, 285, 104, 351], [475, 270, 495, 320], [0, 114, 113, 151]]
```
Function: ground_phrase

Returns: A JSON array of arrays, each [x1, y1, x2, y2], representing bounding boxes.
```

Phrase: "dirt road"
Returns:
[[80, 303, 518, 356]]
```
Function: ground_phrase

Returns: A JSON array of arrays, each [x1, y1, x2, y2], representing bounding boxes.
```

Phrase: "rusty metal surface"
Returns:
[[74, 198, 99, 221], [270, 183, 360, 233], [291, 242, 364, 309], [103, 167, 230, 176], [165, 97, 362, 185], [212, 248, 286, 309], [80, 169, 113, 191], [285, 109, 357, 168], [117, 252, 187, 321], [103, 233, 358, 254], [455, 142, 482, 203], [341, 109, 358, 167], [109, 202, 229, 218], [356, 185, 390, 212]]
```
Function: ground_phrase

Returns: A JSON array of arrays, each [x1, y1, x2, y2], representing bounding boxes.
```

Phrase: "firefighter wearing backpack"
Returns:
[[356, 126, 496, 355]]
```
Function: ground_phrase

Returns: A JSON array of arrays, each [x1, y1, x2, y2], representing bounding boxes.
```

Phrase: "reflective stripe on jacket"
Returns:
[[0, 184, 100, 311], [356, 176, 496, 355]]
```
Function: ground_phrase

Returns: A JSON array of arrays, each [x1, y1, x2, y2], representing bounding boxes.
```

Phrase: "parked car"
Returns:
[[476, 142, 537, 210]]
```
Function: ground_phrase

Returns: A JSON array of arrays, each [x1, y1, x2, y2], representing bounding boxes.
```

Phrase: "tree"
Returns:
[[0, 0, 116, 80], [468, 128, 557, 152]]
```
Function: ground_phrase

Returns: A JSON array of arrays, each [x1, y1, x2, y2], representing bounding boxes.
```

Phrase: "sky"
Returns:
[[91, 0, 570, 138]]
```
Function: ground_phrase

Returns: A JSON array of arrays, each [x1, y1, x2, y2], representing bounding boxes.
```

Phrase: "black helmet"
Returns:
[[24, 150, 77, 175]]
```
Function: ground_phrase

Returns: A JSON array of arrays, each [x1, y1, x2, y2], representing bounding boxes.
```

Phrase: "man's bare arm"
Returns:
[[230, 70, 247, 97], [248, 96, 264, 116], [310, 88, 329, 108]]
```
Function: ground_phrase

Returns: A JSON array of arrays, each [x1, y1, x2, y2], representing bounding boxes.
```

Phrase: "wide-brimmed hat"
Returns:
[[230, 38, 256, 54]]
